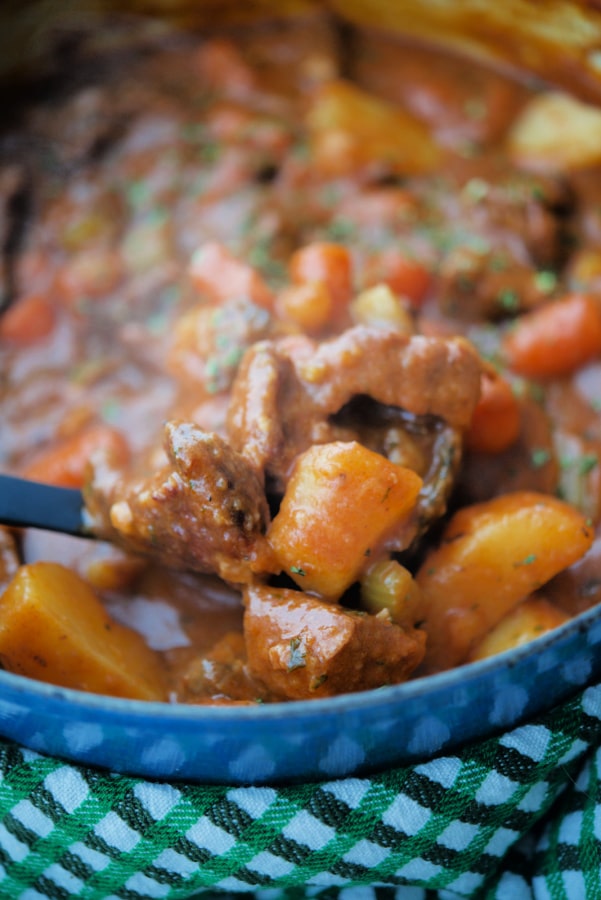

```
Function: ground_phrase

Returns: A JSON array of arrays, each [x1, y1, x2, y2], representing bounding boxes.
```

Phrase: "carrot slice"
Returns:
[[22, 423, 130, 488], [503, 293, 601, 378], [289, 242, 353, 327], [466, 369, 521, 454], [368, 250, 431, 308], [276, 281, 334, 334], [0, 293, 56, 345], [188, 241, 274, 310]]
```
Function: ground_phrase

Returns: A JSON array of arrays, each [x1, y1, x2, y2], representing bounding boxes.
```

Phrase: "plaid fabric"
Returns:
[[0, 684, 600, 899]]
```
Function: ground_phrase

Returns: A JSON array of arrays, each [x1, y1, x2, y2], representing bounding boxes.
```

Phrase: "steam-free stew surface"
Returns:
[[0, 14, 600, 703]]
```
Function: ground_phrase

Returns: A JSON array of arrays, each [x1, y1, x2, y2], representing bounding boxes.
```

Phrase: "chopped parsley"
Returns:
[[534, 270, 557, 294], [498, 288, 520, 312], [560, 453, 599, 476], [326, 218, 357, 242], [531, 448, 552, 469], [514, 553, 537, 567]]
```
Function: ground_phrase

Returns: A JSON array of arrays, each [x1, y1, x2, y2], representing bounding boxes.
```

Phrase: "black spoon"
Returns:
[[0, 473, 91, 537]]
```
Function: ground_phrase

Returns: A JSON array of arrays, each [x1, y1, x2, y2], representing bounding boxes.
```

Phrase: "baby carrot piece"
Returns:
[[466, 369, 521, 454], [289, 242, 353, 327], [22, 423, 130, 488], [503, 293, 601, 378], [188, 241, 274, 310], [371, 250, 431, 308], [276, 281, 334, 334], [0, 293, 56, 345]]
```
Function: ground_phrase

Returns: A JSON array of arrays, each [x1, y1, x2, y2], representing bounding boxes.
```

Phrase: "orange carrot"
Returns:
[[276, 281, 333, 334], [194, 40, 256, 94], [0, 293, 56, 345], [289, 242, 353, 325], [22, 423, 130, 488], [466, 369, 521, 454], [368, 250, 431, 308], [188, 241, 274, 310], [503, 293, 601, 378]]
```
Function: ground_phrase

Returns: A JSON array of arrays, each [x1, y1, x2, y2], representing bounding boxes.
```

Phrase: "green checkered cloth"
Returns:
[[0, 684, 600, 899]]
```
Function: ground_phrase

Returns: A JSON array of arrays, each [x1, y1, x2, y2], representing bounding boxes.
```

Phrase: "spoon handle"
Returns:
[[0, 474, 88, 536]]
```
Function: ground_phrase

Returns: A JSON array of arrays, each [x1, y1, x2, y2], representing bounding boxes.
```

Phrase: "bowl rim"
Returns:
[[0, 595, 596, 722]]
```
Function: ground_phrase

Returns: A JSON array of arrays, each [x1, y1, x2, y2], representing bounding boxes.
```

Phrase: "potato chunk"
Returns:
[[0, 562, 167, 700], [508, 92, 601, 171], [416, 491, 594, 672], [244, 584, 425, 700], [468, 596, 569, 662], [307, 79, 441, 177], [267, 441, 423, 600]]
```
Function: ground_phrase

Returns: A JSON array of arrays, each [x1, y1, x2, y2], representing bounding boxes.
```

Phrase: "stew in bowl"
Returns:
[[0, 6, 600, 779]]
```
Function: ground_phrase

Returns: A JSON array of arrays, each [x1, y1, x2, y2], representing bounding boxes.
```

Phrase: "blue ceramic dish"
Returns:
[[0, 600, 599, 785]]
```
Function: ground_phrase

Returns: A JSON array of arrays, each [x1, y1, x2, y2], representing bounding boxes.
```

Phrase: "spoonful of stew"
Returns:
[[0, 329, 484, 582]]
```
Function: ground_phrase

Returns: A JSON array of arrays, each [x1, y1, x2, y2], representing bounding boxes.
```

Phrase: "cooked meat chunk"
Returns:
[[178, 632, 261, 705], [302, 328, 481, 425], [460, 171, 571, 269], [85, 420, 270, 583], [227, 325, 481, 488], [167, 295, 272, 396], [244, 584, 426, 700], [437, 247, 558, 321]]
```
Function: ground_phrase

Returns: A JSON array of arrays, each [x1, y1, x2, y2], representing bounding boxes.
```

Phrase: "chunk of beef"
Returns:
[[463, 172, 571, 269], [303, 328, 481, 426], [227, 325, 481, 489], [178, 632, 262, 705], [244, 584, 425, 700], [437, 246, 558, 322], [167, 295, 272, 396], [84, 421, 270, 584]]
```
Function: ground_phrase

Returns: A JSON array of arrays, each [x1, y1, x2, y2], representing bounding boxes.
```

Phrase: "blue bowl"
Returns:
[[0, 600, 599, 784]]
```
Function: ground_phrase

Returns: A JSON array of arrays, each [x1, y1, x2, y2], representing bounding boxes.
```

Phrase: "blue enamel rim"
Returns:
[[0, 600, 598, 784]]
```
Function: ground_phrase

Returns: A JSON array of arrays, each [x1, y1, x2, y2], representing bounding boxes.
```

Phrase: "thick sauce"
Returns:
[[1, 14, 601, 703]]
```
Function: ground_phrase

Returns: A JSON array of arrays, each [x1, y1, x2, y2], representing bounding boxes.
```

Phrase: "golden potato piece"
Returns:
[[416, 491, 593, 672], [306, 79, 441, 177], [508, 92, 601, 171], [468, 596, 569, 662], [0, 562, 167, 700], [268, 441, 423, 601]]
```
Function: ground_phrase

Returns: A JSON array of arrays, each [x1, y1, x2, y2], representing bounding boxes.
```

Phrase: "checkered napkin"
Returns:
[[0, 684, 600, 900]]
